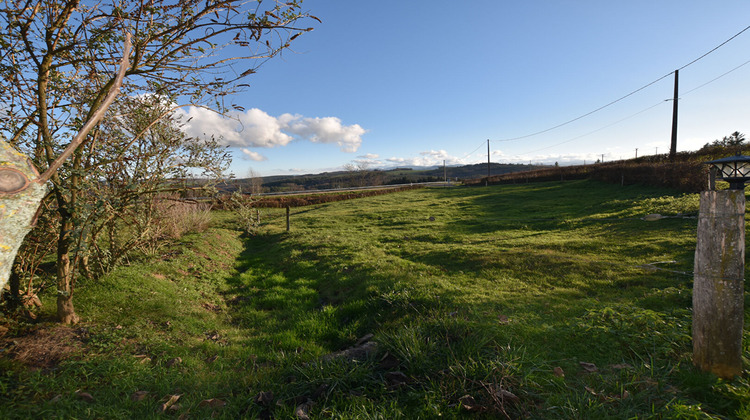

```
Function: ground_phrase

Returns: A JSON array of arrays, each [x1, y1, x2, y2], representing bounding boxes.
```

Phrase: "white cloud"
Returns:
[[384, 149, 467, 168], [241, 148, 268, 161], [358, 153, 380, 159], [179, 107, 366, 153]]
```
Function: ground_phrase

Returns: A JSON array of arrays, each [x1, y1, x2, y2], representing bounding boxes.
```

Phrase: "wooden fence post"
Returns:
[[286, 206, 290, 232], [692, 190, 745, 378]]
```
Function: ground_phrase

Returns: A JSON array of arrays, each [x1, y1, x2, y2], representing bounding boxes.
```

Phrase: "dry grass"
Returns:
[[155, 198, 213, 240]]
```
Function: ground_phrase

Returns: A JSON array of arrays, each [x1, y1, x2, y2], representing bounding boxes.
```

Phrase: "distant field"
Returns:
[[2, 180, 748, 418]]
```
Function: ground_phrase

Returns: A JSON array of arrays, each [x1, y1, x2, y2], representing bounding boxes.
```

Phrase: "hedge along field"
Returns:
[[2, 180, 749, 418]]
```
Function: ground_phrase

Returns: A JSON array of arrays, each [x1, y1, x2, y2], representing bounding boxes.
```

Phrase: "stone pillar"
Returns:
[[692, 190, 745, 378]]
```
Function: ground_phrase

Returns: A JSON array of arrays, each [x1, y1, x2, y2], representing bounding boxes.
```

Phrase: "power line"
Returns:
[[677, 25, 750, 71], [462, 140, 488, 159], [492, 74, 672, 143], [682, 56, 750, 96], [513, 55, 750, 157], [516, 100, 668, 156], [489, 24, 750, 144]]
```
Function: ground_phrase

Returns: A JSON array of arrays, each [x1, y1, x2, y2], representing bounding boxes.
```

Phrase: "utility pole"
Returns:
[[443, 160, 446, 182], [601, 153, 604, 163], [635, 148, 638, 159], [670, 69, 679, 161], [487, 139, 490, 179]]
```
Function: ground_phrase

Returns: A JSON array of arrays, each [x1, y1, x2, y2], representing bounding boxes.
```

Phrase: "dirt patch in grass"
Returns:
[[1, 326, 87, 369]]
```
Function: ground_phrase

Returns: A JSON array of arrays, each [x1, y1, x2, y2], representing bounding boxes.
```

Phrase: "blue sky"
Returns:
[[184, 1, 750, 177]]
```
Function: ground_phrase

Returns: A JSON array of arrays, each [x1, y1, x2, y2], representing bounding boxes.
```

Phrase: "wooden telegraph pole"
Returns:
[[669, 70, 679, 161], [487, 139, 490, 178], [486, 139, 490, 186]]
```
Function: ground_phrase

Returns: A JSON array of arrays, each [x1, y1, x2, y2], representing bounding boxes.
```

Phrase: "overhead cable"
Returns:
[[677, 25, 750, 71], [490, 24, 750, 144], [682, 56, 750, 96], [516, 100, 668, 156]]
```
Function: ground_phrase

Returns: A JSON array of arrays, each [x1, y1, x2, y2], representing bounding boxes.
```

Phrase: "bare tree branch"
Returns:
[[37, 33, 132, 184]]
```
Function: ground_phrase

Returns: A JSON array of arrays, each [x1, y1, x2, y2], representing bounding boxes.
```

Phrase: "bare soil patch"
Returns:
[[1, 325, 86, 369]]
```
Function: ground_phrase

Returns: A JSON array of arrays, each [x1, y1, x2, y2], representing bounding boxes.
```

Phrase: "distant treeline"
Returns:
[[217, 185, 423, 208], [464, 144, 748, 192], [227, 163, 546, 193]]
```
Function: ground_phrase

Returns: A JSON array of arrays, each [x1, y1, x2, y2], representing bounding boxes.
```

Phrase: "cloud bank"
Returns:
[[384, 150, 467, 168], [179, 107, 366, 160]]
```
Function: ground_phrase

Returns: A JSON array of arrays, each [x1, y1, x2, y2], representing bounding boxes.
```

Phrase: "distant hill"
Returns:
[[228, 162, 550, 193]]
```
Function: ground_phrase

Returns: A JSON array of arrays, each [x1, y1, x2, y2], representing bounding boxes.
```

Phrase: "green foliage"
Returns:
[[0, 0, 316, 322], [701, 131, 746, 150], [227, 189, 259, 234]]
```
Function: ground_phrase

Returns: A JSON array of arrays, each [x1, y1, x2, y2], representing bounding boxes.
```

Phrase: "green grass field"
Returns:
[[1, 180, 748, 419]]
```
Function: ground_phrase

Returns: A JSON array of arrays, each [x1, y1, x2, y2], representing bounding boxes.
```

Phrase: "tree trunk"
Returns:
[[55, 219, 79, 324], [6, 269, 21, 313], [0, 34, 129, 322]]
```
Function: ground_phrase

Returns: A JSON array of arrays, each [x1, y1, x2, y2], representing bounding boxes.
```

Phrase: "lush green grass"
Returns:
[[2, 180, 749, 418]]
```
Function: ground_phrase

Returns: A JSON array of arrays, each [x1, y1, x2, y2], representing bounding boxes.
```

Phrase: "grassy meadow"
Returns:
[[1, 179, 749, 418]]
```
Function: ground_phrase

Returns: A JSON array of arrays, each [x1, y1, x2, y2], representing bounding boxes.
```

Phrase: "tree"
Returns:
[[246, 168, 264, 195], [344, 160, 374, 187], [720, 131, 745, 147], [701, 131, 746, 151], [79, 94, 231, 278], [0, 0, 316, 323]]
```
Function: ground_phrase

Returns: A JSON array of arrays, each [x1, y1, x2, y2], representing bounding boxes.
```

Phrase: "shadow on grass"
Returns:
[[210, 180, 745, 418]]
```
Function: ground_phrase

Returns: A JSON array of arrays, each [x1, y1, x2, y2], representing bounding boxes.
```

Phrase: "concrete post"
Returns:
[[692, 190, 745, 378], [708, 167, 717, 191]]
